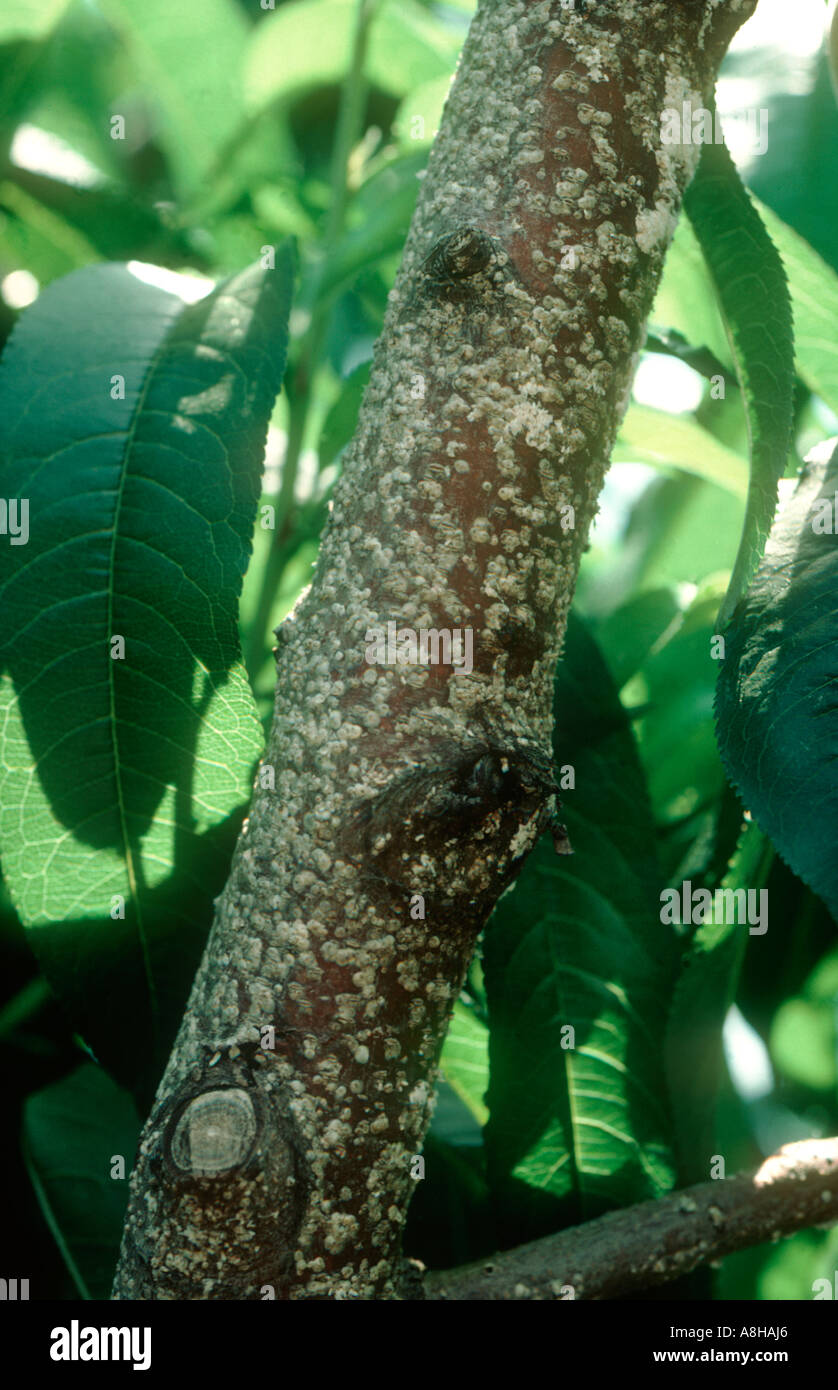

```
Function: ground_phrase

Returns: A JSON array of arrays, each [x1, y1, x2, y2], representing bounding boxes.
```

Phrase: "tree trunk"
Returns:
[[113, 0, 757, 1301]]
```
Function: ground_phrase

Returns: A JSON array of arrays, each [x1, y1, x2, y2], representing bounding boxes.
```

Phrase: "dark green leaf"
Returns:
[[594, 587, 680, 690], [757, 198, 838, 419], [318, 360, 370, 469], [715, 438, 838, 921], [664, 820, 772, 1183], [483, 616, 678, 1243], [635, 582, 728, 824], [403, 1135, 491, 1271], [22, 1062, 140, 1299], [685, 138, 795, 628]]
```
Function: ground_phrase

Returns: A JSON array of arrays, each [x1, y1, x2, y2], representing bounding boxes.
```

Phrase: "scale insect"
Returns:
[[341, 735, 566, 906], [420, 226, 496, 299], [396, 224, 519, 349]]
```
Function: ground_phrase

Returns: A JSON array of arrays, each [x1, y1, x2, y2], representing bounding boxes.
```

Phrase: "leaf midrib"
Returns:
[[104, 302, 183, 1031]]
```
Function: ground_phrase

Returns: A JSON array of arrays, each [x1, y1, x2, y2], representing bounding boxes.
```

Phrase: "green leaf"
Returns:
[[634, 582, 728, 824], [615, 402, 748, 499], [684, 138, 795, 629], [625, 473, 742, 598], [770, 947, 838, 1092], [759, 1228, 838, 1302], [99, 0, 251, 199], [483, 616, 678, 1239], [664, 820, 772, 1183], [22, 1063, 140, 1299], [6, 2, 136, 188], [594, 587, 681, 690], [312, 150, 425, 305], [756, 199, 838, 419], [393, 75, 451, 147], [0, 0, 72, 44], [318, 360, 371, 469], [245, 0, 458, 114], [403, 1134, 491, 1272], [429, 1080, 483, 1149], [439, 1000, 489, 1127], [652, 218, 733, 376], [715, 438, 838, 922], [0, 252, 293, 1077], [0, 180, 100, 284]]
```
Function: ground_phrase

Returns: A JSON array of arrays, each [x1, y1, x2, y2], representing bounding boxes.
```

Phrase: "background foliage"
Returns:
[[1, 0, 838, 1299]]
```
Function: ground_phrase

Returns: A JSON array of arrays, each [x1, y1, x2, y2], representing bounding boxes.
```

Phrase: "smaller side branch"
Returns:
[[424, 1139, 838, 1300]]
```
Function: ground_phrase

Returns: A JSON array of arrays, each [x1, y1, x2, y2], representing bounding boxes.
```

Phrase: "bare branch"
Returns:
[[426, 1139, 838, 1300]]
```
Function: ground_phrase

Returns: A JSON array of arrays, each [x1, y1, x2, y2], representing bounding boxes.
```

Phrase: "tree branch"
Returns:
[[425, 1138, 838, 1300], [113, 0, 758, 1300]]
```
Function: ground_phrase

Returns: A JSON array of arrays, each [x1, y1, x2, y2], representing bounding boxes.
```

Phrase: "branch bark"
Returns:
[[426, 1138, 838, 1300], [113, 0, 757, 1301]]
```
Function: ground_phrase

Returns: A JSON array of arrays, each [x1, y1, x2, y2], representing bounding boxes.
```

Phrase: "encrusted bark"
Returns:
[[113, 0, 757, 1301]]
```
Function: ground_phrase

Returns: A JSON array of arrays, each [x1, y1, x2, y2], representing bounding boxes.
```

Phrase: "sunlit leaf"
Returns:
[[393, 75, 451, 147], [615, 402, 747, 498], [99, 0, 251, 197], [0, 251, 293, 1086], [770, 947, 838, 1092], [245, 0, 458, 114], [0, 0, 72, 44], [440, 1000, 489, 1127]]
